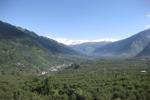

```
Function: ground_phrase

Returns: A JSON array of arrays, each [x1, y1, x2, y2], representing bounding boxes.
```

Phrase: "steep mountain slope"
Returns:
[[137, 43, 150, 58], [93, 29, 150, 58], [70, 42, 111, 55], [0, 21, 78, 74], [38, 36, 78, 55]]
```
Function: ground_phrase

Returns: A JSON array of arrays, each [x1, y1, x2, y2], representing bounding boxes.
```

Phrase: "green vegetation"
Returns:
[[0, 21, 82, 75], [0, 59, 150, 100], [1, 18, 150, 100]]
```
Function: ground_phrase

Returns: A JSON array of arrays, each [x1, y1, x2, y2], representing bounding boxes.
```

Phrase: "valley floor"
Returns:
[[0, 59, 150, 100]]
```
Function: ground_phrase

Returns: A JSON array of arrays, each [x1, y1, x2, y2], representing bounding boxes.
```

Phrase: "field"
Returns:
[[0, 59, 150, 100]]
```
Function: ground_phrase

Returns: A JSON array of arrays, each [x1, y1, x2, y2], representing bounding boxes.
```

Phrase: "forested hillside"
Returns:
[[0, 21, 79, 75]]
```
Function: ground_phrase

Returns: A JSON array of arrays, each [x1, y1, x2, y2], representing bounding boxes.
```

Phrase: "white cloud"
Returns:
[[147, 14, 150, 18], [92, 38, 119, 42], [47, 36, 118, 45], [144, 25, 150, 29]]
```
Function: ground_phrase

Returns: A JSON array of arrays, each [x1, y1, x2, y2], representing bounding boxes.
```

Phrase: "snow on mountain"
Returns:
[[47, 36, 118, 45]]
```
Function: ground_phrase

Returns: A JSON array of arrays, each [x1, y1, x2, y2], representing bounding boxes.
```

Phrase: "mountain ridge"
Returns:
[[137, 43, 150, 58], [0, 20, 79, 74], [93, 29, 150, 58], [70, 41, 111, 55]]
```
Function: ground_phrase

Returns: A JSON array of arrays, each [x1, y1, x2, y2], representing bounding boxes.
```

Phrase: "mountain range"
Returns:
[[0, 20, 150, 74], [0, 21, 79, 74], [70, 41, 111, 55], [70, 29, 150, 58], [50, 38, 117, 45], [92, 29, 150, 58]]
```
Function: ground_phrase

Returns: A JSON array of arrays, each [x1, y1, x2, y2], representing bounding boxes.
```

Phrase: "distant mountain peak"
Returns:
[[46, 37, 118, 45]]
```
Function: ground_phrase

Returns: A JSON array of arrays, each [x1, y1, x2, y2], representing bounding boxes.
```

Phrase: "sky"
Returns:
[[0, 0, 150, 44]]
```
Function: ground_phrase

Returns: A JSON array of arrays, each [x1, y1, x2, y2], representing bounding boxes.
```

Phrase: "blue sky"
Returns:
[[0, 0, 150, 40]]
